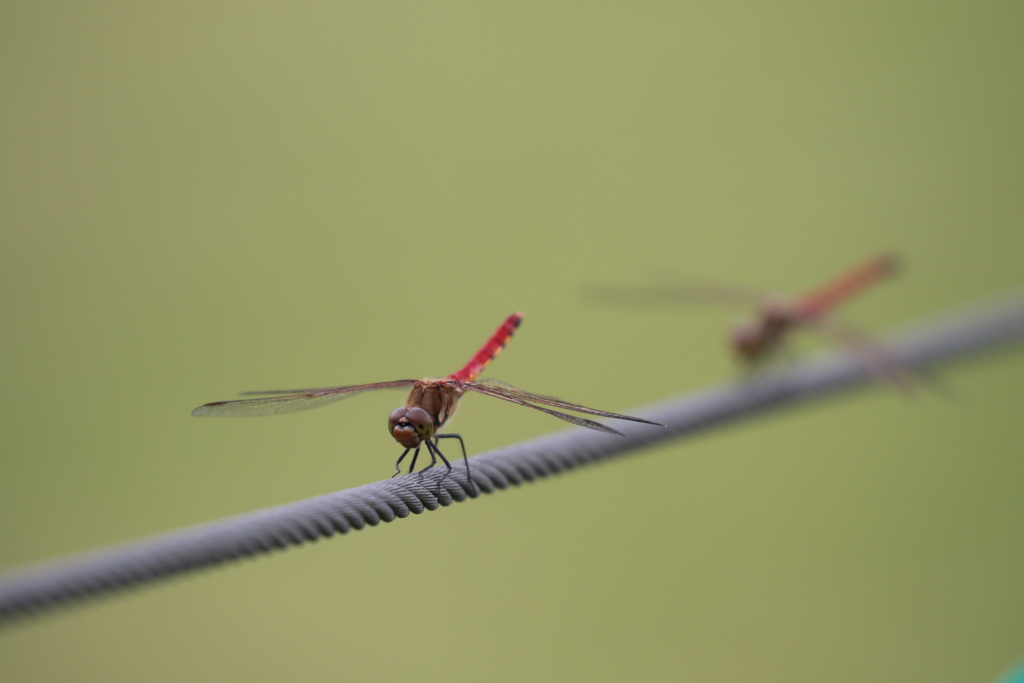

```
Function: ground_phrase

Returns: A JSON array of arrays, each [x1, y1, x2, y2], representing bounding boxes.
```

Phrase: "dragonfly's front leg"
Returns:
[[393, 447, 417, 478], [406, 445, 423, 474]]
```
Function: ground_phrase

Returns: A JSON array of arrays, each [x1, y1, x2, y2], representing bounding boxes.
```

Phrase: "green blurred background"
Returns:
[[2, 2, 1023, 681]]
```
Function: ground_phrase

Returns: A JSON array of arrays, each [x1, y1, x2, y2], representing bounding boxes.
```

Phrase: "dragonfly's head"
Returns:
[[730, 318, 768, 360], [388, 406, 434, 449], [731, 306, 793, 361]]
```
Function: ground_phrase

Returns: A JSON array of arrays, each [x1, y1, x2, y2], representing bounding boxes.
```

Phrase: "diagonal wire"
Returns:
[[2, 293, 1024, 625]]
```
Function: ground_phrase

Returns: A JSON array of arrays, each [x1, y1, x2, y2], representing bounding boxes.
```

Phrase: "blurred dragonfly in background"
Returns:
[[591, 254, 914, 391], [193, 313, 662, 492]]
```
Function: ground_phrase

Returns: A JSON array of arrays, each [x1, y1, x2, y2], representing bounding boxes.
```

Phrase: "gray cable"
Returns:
[[2, 293, 1024, 625]]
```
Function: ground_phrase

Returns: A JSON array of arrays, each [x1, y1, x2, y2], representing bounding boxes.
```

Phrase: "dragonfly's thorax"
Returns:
[[408, 380, 462, 427], [731, 305, 796, 361], [388, 380, 462, 448]]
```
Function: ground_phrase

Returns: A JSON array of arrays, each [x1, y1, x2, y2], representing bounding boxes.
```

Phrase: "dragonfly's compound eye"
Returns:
[[388, 406, 408, 432], [405, 407, 432, 432]]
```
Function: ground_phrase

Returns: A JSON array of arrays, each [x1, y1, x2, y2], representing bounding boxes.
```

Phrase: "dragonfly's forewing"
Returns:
[[587, 281, 767, 308], [457, 379, 662, 432], [804, 316, 914, 393], [472, 379, 662, 424], [191, 380, 417, 417], [458, 383, 622, 434]]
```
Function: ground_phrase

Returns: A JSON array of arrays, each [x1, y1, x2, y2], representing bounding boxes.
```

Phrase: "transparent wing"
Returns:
[[586, 279, 769, 309], [456, 378, 663, 433], [804, 317, 915, 394], [191, 380, 417, 417]]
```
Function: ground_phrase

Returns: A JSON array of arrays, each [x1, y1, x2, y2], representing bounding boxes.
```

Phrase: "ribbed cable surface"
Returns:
[[1, 294, 1023, 625]]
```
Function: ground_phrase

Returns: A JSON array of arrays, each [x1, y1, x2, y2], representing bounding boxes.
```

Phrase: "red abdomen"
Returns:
[[448, 313, 523, 382], [796, 254, 899, 319]]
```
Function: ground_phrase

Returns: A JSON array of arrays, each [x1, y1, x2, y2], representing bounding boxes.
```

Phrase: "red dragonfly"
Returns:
[[192, 313, 661, 490], [593, 254, 911, 388]]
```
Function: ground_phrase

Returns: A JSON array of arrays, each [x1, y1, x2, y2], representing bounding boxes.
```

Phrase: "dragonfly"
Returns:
[[192, 313, 662, 492], [592, 254, 912, 389]]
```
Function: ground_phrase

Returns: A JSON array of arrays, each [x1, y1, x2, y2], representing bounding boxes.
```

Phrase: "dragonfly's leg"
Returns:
[[737, 350, 775, 390], [392, 448, 412, 478], [417, 443, 438, 483], [775, 340, 799, 370], [407, 445, 422, 474], [425, 439, 453, 496], [435, 433, 472, 493]]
